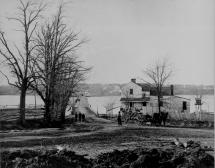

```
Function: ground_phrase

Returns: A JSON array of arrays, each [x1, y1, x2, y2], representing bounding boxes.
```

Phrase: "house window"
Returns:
[[130, 89, 133, 95], [142, 102, 146, 106], [182, 101, 187, 111]]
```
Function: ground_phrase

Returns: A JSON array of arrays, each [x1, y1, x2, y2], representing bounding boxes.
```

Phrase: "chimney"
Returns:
[[131, 78, 136, 83], [170, 85, 174, 96]]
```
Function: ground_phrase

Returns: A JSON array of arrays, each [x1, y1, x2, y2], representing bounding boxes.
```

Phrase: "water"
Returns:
[[0, 95, 44, 108], [0, 95, 214, 114], [88, 96, 121, 114]]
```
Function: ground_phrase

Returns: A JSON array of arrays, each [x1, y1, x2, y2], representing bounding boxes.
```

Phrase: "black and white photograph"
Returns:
[[0, 0, 214, 167]]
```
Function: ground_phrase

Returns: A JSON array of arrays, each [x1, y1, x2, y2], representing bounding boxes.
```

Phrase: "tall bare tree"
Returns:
[[30, 5, 91, 124], [54, 57, 90, 123], [143, 59, 172, 114], [0, 0, 45, 125]]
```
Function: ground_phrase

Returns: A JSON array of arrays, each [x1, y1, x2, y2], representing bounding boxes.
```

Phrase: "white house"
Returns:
[[120, 78, 191, 118], [120, 79, 150, 114]]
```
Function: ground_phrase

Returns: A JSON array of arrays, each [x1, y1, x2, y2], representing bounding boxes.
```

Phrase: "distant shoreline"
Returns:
[[0, 84, 214, 96]]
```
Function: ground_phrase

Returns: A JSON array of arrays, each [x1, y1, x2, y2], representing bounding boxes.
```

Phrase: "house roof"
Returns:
[[120, 97, 150, 102], [136, 83, 151, 91], [133, 82, 172, 96]]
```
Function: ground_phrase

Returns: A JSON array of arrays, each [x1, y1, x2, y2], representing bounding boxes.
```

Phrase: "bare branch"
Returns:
[[143, 58, 173, 113], [0, 0, 45, 124], [0, 70, 21, 89], [30, 4, 91, 122]]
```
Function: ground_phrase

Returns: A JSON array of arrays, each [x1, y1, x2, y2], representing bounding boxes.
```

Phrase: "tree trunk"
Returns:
[[157, 95, 162, 126], [50, 83, 55, 121], [44, 100, 51, 124], [19, 86, 27, 126], [158, 96, 161, 114], [60, 109, 65, 124]]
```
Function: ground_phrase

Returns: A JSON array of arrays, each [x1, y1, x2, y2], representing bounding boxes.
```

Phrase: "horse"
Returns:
[[160, 111, 168, 126], [152, 112, 168, 126]]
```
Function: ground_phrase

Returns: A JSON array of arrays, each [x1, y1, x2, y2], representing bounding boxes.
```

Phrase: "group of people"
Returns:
[[75, 112, 85, 122]]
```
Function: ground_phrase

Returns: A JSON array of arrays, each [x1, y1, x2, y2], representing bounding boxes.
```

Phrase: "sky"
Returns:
[[0, 0, 214, 85]]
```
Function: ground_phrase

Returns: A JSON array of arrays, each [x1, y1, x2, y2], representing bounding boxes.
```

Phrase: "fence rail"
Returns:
[[0, 108, 44, 121], [0, 104, 43, 109]]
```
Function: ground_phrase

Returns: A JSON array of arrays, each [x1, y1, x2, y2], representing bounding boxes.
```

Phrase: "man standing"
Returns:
[[82, 113, 85, 122], [79, 113, 82, 122], [75, 112, 78, 122], [118, 111, 122, 126]]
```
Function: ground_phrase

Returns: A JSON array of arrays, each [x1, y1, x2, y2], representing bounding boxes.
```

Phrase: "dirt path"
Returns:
[[0, 122, 120, 143], [0, 107, 112, 141]]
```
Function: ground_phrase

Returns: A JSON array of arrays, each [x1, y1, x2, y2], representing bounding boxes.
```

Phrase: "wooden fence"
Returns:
[[0, 108, 44, 121], [190, 112, 214, 122]]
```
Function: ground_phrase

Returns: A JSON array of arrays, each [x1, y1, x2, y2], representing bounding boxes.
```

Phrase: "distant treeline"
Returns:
[[0, 85, 33, 95], [0, 84, 214, 96], [173, 84, 214, 95]]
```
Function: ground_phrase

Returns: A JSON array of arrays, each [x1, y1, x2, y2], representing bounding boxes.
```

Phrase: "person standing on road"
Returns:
[[79, 113, 82, 122], [82, 113, 85, 122], [118, 111, 122, 126], [75, 112, 78, 122]]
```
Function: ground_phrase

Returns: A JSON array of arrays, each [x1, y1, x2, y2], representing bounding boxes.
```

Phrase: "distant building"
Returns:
[[120, 78, 191, 119]]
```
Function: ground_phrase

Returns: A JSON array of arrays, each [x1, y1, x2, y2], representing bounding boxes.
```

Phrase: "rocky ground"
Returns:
[[1, 140, 214, 168]]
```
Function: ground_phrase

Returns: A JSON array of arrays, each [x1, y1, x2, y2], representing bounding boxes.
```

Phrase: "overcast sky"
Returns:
[[0, 0, 214, 85]]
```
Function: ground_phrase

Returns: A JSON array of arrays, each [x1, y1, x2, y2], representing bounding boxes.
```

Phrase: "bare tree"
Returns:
[[0, 0, 45, 125], [143, 59, 172, 114], [30, 5, 91, 124], [54, 59, 90, 123]]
